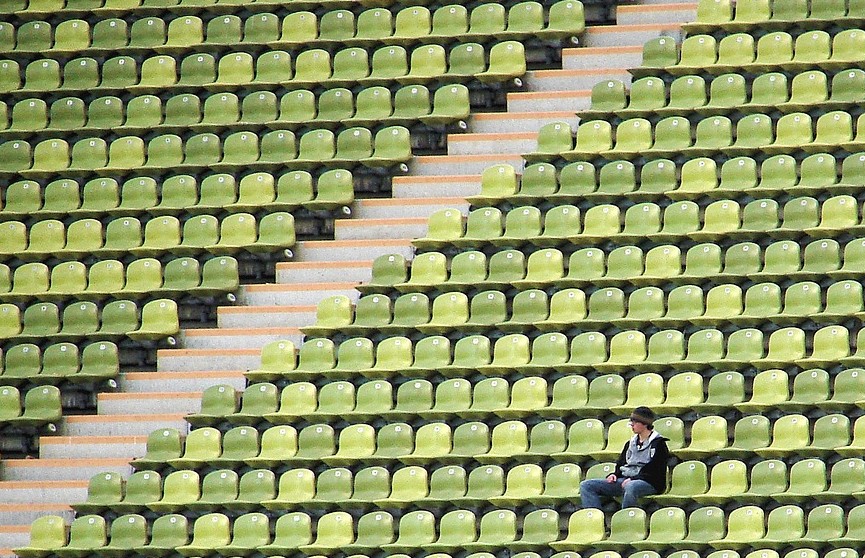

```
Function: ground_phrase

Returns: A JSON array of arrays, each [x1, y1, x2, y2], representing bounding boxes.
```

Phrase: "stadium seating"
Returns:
[[16, 2, 865, 558]]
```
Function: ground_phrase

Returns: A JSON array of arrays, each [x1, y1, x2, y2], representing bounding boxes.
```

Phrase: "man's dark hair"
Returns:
[[630, 406, 656, 429]]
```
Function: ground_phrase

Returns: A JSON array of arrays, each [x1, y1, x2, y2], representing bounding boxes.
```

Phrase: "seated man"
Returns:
[[579, 406, 670, 509]]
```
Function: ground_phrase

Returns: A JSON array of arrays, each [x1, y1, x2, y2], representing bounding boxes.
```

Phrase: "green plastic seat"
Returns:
[[253, 51, 293, 85], [300, 511, 356, 554], [100, 514, 147, 558], [189, 469, 239, 511], [353, 7, 392, 44], [257, 512, 312, 554], [15, 515, 68, 558], [146, 469, 200, 514], [551, 509, 607, 551], [738, 458, 786, 504], [261, 467, 314, 510], [318, 9, 355, 42], [721, 414, 771, 458], [48, 96, 85, 131], [631, 507, 687, 550], [130, 429, 181, 471], [708, 506, 765, 550], [345, 510, 395, 552], [177, 53, 215, 86], [736, 366, 788, 413], [782, 456, 826, 502], [821, 459, 865, 502], [168, 427, 222, 469], [0, 60, 21, 93], [640, 36, 678, 70], [176, 513, 230, 557]]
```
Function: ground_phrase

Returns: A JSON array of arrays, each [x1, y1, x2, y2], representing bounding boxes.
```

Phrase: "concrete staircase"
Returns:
[[0, 2, 695, 554]]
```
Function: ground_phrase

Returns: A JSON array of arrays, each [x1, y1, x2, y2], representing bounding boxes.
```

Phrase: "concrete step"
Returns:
[[291, 238, 414, 262], [636, 0, 695, 4], [119, 370, 247, 393], [218, 304, 316, 329], [39, 436, 147, 461], [470, 111, 579, 134], [180, 326, 303, 350], [507, 89, 592, 113], [0, 481, 88, 505], [582, 22, 683, 48], [524, 68, 632, 92], [241, 282, 359, 307], [60, 414, 188, 437], [0, 525, 38, 551], [0, 458, 133, 482], [353, 197, 469, 219], [157, 348, 263, 373], [96, 392, 203, 416], [0, 504, 73, 527], [334, 217, 428, 241], [392, 175, 482, 199], [616, 2, 696, 25], [275, 260, 374, 285], [409, 153, 524, 176], [562, 45, 643, 71], [446, 132, 537, 156]]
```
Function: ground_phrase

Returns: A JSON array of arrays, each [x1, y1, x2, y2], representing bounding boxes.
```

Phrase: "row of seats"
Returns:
[[134, 410, 865, 472], [309, 280, 865, 336], [527, 111, 865, 163], [21, 500, 865, 558], [0, 127, 411, 175], [0, 385, 61, 428], [0, 171, 350, 221], [664, 457, 865, 505], [367, 239, 864, 294], [75, 456, 865, 516], [0, 2, 584, 55], [687, 0, 863, 31], [0, 0, 573, 14], [0, 341, 119, 385], [0, 85, 469, 137], [76, 461, 593, 513], [470, 155, 865, 207], [247, 325, 865, 380], [0, 170, 353, 221], [0, 212, 296, 262], [418, 196, 865, 250], [384, 247, 861, 297], [194, 374, 697, 426], [0, 299, 179, 343], [201, 367, 863, 427], [0, 257, 239, 303], [0, 41, 525, 95], [639, 30, 865, 76], [131, 420, 632, 471], [585, 70, 865, 121], [0, 0, 370, 15]]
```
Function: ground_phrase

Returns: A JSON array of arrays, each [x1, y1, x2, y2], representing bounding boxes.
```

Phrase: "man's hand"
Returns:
[[606, 474, 617, 483]]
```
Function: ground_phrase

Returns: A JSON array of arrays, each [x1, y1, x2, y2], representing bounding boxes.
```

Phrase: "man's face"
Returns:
[[629, 420, 648, 434]]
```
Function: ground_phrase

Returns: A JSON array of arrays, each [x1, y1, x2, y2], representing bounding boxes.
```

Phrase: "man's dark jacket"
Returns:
[[614, 431, 670, 493]]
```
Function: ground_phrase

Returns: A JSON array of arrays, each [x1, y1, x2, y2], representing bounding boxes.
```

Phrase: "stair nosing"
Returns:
[[40, 435, 149, 444], [122, 370, 246, 379], [218, 304, 316, 314], [182, 326, 301, 336], [158, 348, 262, 357], [243, 282, 359, 292], [63, 414, 184, 423]]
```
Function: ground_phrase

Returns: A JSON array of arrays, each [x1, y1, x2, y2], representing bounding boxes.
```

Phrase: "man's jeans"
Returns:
[[580, 477, 657, 509]]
